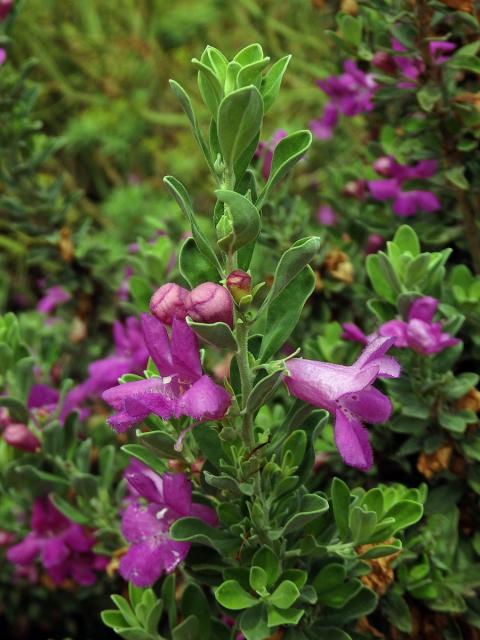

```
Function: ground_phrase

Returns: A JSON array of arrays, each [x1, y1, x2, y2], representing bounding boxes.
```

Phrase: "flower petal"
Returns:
[[141, 313, 175, 377], [121, 503, 165, 544], [119, 539, 189, 587], [285, 359, 380, 412], [340, 386, 393, 424], [408, 296, 437, 323], [171, 319, 202, 382], [334, 410, 373, 471], [6, 534, 41, 565], [175, 375, 230, 421]]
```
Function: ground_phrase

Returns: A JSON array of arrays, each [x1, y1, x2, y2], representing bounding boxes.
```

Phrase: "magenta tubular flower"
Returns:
[[0, 0, 12, 20], [3, 423, 40, 452], [119, 466, 217, 587], [256, 129, 287, 180], [150, 283, 189, 325], [186, 283, 234, 327], [380, 296, 460, 355], [392, 190, 441, 217], [285, 337, 400, 470], [102, 315, 231, 432], [0, 48, 6, 65], [6, 497, 107, 586], [36, 286, 71, 314], [316, 205, 338, 226]]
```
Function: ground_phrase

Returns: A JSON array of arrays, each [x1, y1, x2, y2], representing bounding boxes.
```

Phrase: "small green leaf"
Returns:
[[250, 566, 268, 594], [384, 500, 423, 533], [51, 495, 90, 526], [215, 189, 261, 251], [267, 236, 321, 304], [259, 266, 315, 362], [215, 580, 258, 610], [269, 580, 300, 609], [393, 225, 420, 256], [164, 176, 222, 272], [257, 130, 312, 207], [331, 477, 351, 541], [261, 55, 291, 112], [122, 444, 168, 475], [246, 370, 284, 414], [172, 614, 199, 640], [179, 237, 219, 288], [252, 547, 281, 589], [186, 317, 237, 350], [217, 86, 263, 172]]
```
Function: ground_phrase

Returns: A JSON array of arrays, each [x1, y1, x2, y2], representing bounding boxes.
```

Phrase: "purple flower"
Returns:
[[186, 283, 234, 327], [284, 337, 400, 470], [430, 41, 456, 65], [150, 283, 189, 325], [84, 316, 149, 397], [368, 156, 440, 217], [36, 286, 71, 314], [7, 497, 107, 586], [27, 383, 87, 425], [119, 466, 216, 587], [385, 39, 456, 88], [102, 315, 231, 432], [310, 104, 339, 141], [0, 48, 6, 65], [379, 296, 460, 355], [311, 61, 377, 139], [317, 205, 338, 226], [256, 129, 287, 180]]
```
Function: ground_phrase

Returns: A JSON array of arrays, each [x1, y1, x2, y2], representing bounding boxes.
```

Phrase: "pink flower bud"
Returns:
[[186, 283, 233, 326], [3, 424, 40, 452], [150, 283, 189, 325], [226, 270, 252, 304], [0, 0, 13, 21]]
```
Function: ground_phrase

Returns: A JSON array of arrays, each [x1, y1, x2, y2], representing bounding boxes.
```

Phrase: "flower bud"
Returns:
[[0, 0, 13, 22], [3, 424, 40, 452], [365, 233, 385, 254], [186, 283, 233, 327], [372, 51, 396, 75], [373, 156, 396, 177], [226, 270, 252, 305], [150, 283, 188, 325], [343, 180, 366, 200]]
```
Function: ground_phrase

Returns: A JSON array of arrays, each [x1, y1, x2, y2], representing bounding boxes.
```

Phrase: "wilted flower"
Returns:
[[284, 336, 400, 470], [7, 497, 107, 586], [311, 61, 377, 139], [365, 233, 385, 254], [119, 465, 216, 587], [379, 296, 460, 355], [186, 283, 233, 326], [150, 283, 189, 325], [102, 314, 231, 432]]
